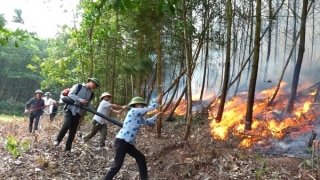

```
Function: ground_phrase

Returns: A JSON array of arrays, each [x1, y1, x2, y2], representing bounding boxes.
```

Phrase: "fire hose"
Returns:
[[61, 96, 123, 127], [25, 104, 51, 113]]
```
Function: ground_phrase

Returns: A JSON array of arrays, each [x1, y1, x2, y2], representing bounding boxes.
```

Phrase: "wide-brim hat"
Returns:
[[88, 77, 100, 87], [128, 97, 147, 107], [34, 89, 43, 94], [100, 92, 112, 100], [45, 92, 51, 96]]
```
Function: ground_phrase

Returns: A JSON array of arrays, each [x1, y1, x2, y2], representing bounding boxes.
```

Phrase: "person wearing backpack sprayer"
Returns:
[[54, 77, 99, 152], [25, 89, 45, 133]]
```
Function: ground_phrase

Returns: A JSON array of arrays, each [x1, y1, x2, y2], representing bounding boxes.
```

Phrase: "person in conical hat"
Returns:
[[83, 92, 126, 148], [24, 89, 45, 133], [104, 94, 163, 180]]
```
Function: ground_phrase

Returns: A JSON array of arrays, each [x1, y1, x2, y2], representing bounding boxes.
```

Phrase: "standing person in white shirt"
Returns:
[[43, 92, 56, 122], [83, 92, 126, 148]]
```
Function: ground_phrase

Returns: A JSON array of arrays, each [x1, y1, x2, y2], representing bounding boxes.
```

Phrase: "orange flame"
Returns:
[[209, 82, 317, 148]]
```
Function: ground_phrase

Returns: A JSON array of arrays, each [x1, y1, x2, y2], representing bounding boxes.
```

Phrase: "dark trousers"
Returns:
[[50, 105, 58, 121], [83, 120, 107, 147], [104, 138, 148, 180], [29, 113, 41, 133], [49, 113, 56, 121], [56, 110, 80, 151]]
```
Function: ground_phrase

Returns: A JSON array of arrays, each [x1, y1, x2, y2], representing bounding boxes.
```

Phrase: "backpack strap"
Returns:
[[90, 92, 94, 100], [75, 83, 83, 95], [76, 83, 94, 100]]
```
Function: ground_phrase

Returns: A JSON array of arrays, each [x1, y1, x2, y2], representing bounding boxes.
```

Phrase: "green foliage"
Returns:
[[5, 135, 31, 159], [254, 153, 269, 180], [12, 9, 24, 24], [298, 159, 312, 169], [0, 38, 46, 103], [0, 14, 7, 28], [122, 56, 153, 75], [0, 100, 25, 115]]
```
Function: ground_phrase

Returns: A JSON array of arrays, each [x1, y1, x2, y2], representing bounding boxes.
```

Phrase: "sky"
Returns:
[[0, 0, 79, 38]]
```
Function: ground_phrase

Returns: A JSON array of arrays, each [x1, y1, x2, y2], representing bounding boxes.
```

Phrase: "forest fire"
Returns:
[[208, 82, 320, 149]]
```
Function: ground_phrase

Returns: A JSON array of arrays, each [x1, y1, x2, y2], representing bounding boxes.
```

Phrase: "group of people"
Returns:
[[24, 90, 57, 133], [24, 77, 163, 180]]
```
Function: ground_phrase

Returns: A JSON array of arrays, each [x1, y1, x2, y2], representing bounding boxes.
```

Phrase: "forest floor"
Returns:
[[0, 113, 318, 180]]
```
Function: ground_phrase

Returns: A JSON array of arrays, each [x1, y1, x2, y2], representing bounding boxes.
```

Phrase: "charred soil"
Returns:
[[0, 114, 317, 180]]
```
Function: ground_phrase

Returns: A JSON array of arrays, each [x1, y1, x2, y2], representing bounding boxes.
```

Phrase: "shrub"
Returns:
[[0, 100, 24, 115]]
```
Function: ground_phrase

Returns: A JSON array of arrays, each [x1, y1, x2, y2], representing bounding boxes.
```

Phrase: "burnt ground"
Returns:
[[0, 114, 318, 180]]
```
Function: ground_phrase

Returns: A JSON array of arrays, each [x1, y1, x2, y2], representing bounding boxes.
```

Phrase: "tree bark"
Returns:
[[285, 0, 310, 113], [110, 11, 119, 102], [245, 0, 261, 131], [137, 36, 143, 96], [156, 22, 163, 138], [215, 0, 232, 123], [182, 0, 193, 141], [264, 0, 272, 82], [268, 31, 301, 106]]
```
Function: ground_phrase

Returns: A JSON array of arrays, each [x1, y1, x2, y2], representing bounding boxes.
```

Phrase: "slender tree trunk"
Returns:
[[268, 31, 301, 106], [285, 0, 310, 113], [163, 82, 179, 113], [215, 0, 232, 122], [156, 22, 163, 138], [111, 11, 119, 101], [283, 0, 290, 68], [88, 20, 95, 78], [14, 78, 23, 101], [274, 0, 279, 73], [104, 42, 109, 91], [182, 0, 193, 140], [291, 0, 297, 70], [230, 0, 237, 83], [199, 0, 209, 102], [137, 36, 143, 96], [125, 44, 129, 102], [264, 0, 272, 82], [311, 3, 315, 64], [245, 0, 261, 131], [245, 0, 254, 85], [234, 19, 247, 97], [165, 85, 187, 122]]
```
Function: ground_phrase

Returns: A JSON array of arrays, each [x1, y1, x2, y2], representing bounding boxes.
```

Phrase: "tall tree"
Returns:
[[182, 0, 193, 140], [245, 0, 261, 131], [156, 22, 163, 137], [285, 0, 310, 113], [215, 0, 232, 122], [263, 0, 272, 82]]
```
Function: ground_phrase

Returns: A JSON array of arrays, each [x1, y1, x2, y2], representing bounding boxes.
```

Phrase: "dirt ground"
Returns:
[[0, 114, 318, 180]]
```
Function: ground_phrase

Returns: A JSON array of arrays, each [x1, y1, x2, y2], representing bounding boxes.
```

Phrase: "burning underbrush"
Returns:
[[208, 82, 320, 157]]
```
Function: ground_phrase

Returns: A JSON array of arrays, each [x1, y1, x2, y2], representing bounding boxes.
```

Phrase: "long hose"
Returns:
[[61, 97, 123, 127]]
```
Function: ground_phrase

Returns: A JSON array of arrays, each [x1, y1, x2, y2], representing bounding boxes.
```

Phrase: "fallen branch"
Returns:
[[52, 124, 61, 130], [308, 174, 316, 180]]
